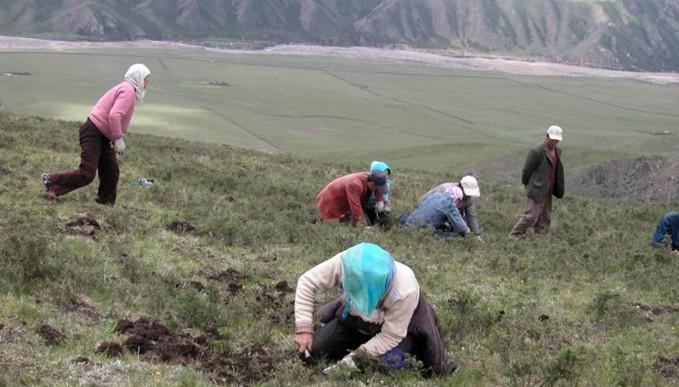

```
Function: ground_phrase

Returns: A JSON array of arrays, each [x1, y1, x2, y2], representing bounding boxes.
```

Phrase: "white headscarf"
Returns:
[[124, 64, 151, 103]]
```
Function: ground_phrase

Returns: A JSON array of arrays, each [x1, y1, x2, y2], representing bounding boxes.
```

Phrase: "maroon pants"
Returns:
[[49, 118, 119, 205]]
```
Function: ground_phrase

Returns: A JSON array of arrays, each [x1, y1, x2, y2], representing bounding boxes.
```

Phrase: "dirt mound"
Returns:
[[568, 156, 679, 202], [63, 216, 100, 236], [106, 318, 280, 383], [36, 323, 66, 345]]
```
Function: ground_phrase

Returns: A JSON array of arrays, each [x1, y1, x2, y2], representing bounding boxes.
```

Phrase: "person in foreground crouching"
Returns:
[[293, 242, 455, 377]]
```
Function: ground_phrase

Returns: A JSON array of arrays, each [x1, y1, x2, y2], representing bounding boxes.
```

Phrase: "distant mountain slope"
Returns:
[[0, 0, 678, 71]]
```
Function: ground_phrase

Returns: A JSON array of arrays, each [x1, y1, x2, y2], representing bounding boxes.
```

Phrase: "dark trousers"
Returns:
[[311, 293, 454, 377], [49, 119, 119, 205], [309, 315, 414, 362]]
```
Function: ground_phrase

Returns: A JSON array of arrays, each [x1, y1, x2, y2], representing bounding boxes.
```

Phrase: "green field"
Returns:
[[1, 47, 678, 173]]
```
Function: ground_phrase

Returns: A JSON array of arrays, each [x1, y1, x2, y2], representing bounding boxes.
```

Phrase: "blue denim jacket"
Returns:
[[405, 192, 470, 234], [652, 211, 679, 250]]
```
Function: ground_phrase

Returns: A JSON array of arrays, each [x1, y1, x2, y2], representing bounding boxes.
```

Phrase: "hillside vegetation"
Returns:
[[0, 113, 678, 385], [0, 0, 678, 71]]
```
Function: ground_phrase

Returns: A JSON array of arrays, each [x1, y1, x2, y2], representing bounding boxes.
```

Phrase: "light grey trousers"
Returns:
[[510, 193, 553, 235]]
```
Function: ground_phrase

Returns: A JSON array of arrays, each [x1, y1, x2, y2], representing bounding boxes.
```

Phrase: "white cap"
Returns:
[[547, 125, 563, 141], [460, 175, 480, 197]]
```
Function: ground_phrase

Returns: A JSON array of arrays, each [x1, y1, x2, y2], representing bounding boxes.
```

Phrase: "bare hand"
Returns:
[[295, 332, 313, 353]]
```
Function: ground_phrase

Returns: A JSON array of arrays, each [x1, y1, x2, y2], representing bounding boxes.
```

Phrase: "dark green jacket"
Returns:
[[521, 143, 564, 201]]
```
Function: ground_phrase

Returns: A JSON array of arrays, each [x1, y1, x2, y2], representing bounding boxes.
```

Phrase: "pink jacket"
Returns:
[[88, 81, 136, 141]]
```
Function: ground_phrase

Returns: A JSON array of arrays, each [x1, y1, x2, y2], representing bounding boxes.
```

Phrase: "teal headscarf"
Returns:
[[370, 161, 391, 175], [341, 243, 396, 317], [368, 161, 392, 205]]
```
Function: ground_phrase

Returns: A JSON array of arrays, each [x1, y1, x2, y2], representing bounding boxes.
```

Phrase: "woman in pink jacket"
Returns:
[[41, 64, 151, 205]]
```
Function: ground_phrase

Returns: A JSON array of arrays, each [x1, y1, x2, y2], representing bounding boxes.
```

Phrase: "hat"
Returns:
[[368, 170, 390, 195], [460, 175, 480, 197], [547, 125, 563, 141]]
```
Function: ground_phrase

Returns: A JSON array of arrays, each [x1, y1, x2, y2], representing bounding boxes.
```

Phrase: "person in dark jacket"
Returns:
[[509, 125, 565, 236], [651, 211, 679, 254]]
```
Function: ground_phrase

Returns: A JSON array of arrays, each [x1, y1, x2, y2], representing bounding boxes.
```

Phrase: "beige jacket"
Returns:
[[295, 252, 420, 356]]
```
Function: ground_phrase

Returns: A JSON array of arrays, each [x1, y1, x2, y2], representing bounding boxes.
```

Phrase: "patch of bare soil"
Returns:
[[207, 269, 244, 295], [632, 303, 679, 316], [167, 220, 199, 235], [200, 81, 231, 87], [95, 342, 123, 357], [36, 323, 67, 345], [568, 156, 679, 202], [64, 296, 102, 324], [655, 355, 679, 381], [256, 281, 295, 324], [72, 356, 94, 364], [105, 318, 280, 384], [0, 71, 30, 76], [201, 343, 281, 385], [63, 215, 100, 236]]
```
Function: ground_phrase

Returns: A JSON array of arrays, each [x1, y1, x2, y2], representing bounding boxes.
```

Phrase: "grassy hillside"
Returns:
[[0, 47, 678, 175], [1, 0, 678, 71], [1, 113, 678, 386]]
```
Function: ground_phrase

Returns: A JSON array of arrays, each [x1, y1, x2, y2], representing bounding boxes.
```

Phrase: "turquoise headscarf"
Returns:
[[369, 161, 392, 205], [341, 243, 396, 317], [370, 161, 391, 175]]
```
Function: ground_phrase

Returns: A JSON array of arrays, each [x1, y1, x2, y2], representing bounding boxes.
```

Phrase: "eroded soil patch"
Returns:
[[167, 220, 198, 235], [63, 216, 100, 236], [207, 269, 244, 294], [105, 318, 280, 384], [633, 303, 679, 316], [65, 296, 102, 324], [655, 355, 679, 381], [37, 323, 66, 345]]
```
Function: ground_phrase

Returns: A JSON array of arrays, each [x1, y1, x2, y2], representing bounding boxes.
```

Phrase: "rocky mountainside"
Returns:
[[0, 0, 678, 71]]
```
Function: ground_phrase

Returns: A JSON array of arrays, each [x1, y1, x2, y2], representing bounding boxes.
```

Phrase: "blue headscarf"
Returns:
[[340, 243, 396, 317]]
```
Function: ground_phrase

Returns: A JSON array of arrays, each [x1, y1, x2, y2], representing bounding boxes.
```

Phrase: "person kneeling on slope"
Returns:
[[414, 175, 482, 237], [294, 242, 455, 377], [316, 170, 390, 227], [363, 161, 393, 226], [651, 211, 679, 255]]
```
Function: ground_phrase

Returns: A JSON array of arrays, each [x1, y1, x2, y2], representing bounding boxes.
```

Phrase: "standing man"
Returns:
[[316, 170, 389, 227], [509, 125, 565, 236]]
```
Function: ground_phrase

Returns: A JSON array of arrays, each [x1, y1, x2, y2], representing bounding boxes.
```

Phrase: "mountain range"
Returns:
[[1, 0, 678, 71]]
